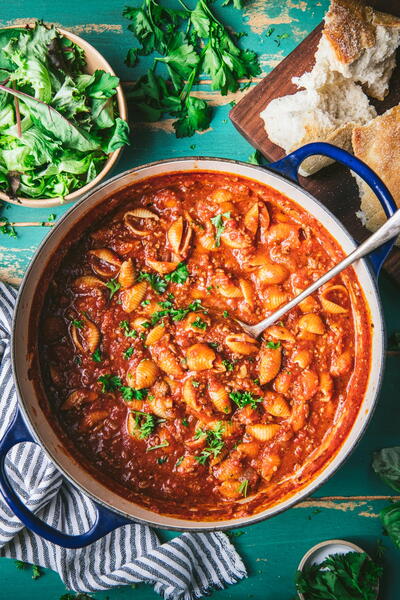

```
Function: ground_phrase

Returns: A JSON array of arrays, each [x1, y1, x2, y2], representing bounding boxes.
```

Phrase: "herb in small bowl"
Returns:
[[296, 546, 381, 600], [0, 21, 129, 206]]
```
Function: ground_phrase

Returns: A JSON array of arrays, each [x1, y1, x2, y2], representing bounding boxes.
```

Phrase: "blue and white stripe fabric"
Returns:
[[0, 283, 246, 598]]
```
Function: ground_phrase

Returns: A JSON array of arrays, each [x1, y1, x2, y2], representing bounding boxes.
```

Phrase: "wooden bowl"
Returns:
[[0, 26, 128, 208]]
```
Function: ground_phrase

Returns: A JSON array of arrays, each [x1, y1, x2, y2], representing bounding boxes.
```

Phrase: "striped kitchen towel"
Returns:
[[0, 283, 247, 598]]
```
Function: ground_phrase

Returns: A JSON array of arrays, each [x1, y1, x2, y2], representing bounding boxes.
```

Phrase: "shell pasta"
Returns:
[[39, 172, 371, 520]]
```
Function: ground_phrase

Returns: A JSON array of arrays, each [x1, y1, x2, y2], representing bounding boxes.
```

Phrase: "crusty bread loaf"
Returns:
[[352, 105, 400, 245], [261, 68, 376, 177], [260, 0, 400, 177], [321, 0, 400, 100]]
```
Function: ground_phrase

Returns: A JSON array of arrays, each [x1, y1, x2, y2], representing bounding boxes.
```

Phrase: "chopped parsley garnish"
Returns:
[[192, 317, 207, 330], [266, 340, 281, 349], [135, 412, 157, 439], [274, 32, 290, 46], [191, 380, 200, 388], [147, 441, 169, 452], [175, 456, 184, 467], [165, 262, 189, 284], [265, 26, 275, 37], [182, 418, 189, 426], [238, 479, 249, 497], [150, 297, 207, 326], [48, 213, 56, 222], [71, 319, 84, 329], [229, 390, 262, 409], [209, 341, 219, 350], [194, 422, 225, 464], [157, 456, 168, 464], [31, 565, 42, 580], [223, 310, 229, 318], [91, 348, 102, 362], [138, 271, 168, 294], [121, 386, 148, 402], [105, 278, 121, 299], [210, 212, 230, 247], [222, 359, 235, 372], [123, 346, 135, 359], [119, 320, 138, 338], [98, 374, 122, 392], [141, 299, 151, 306]]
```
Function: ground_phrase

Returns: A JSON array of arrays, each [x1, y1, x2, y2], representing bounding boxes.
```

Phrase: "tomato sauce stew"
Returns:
[[39, 172, 371, 520]]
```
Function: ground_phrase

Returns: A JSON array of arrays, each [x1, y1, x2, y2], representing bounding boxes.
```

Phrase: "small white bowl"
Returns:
[[0, 25, 128, 208], [297, 539, 378, 600]]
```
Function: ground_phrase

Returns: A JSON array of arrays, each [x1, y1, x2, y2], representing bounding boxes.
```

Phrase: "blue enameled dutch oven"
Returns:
[[0, 143, 397, 548]]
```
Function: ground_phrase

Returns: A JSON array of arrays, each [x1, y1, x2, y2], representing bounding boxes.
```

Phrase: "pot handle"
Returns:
[[0, 409, 132, 548], [268, 142, 397, 276]]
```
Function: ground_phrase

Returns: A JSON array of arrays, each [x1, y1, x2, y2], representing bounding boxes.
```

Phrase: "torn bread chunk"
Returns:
[[261, 0, 400, 177], [321, 0, 400, 101], [352, 105, 400, 245], [261, 70, 376, 177]]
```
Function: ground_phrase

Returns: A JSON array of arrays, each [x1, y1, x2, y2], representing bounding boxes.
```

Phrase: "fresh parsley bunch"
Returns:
[[296, 552, 382, 600], [0, 22, 130, 200], [124, 0, 260, 137]]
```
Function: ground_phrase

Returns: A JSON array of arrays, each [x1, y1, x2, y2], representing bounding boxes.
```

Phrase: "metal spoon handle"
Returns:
[[249, 209, 400, 338]]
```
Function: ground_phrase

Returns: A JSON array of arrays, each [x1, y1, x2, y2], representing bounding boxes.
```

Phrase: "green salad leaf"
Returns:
[[0, 21, 130, 200]]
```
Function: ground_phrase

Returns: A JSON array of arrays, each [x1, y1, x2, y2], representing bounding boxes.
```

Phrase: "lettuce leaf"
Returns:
[[0, 21, 130, 200]]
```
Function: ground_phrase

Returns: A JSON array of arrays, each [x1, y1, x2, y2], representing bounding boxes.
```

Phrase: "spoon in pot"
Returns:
[[236, 209, 400, 339]]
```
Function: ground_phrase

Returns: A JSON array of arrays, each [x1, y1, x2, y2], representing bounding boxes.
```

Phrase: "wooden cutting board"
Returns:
[[230, 0, 400, 283]]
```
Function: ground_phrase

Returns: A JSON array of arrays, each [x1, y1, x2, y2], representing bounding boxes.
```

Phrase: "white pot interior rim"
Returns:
[[12, 157, 385, 531]]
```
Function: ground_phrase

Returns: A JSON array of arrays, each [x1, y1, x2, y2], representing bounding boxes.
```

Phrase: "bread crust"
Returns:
[[352, 105, 400, 242], [324, 0, 400, 65]]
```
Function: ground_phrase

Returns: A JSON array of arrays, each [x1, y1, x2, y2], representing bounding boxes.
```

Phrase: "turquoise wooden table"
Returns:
[[1, 1, 400, 598]]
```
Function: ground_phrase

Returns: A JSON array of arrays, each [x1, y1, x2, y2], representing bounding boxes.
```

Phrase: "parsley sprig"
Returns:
[[210, 212, 230, 247], [124, 0, 260, 137], [120, 320, 138, 338], [229, 390, 262, 409], [194, 421, 225, 464], [133, 411, 165, 438], [97, 373, 148, 401], [138, 261, 189, 294], [105, 278, 121, 299]]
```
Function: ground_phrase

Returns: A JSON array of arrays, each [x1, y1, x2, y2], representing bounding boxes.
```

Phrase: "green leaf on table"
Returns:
[[156, 33, 199, 91], [221, 0, 245, 8], [373, 447, 400, 492], [173, 95, 211, 138], [381, 501, 400, 549]]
